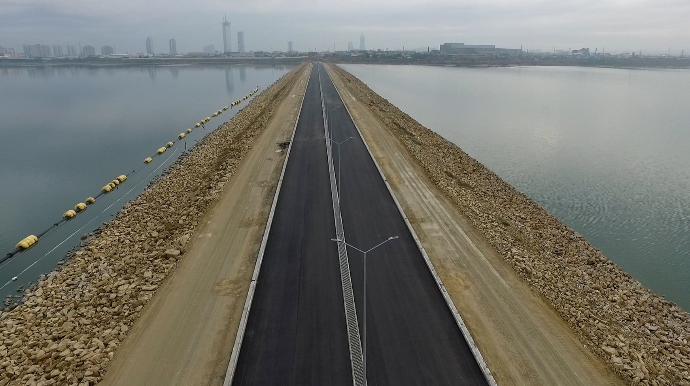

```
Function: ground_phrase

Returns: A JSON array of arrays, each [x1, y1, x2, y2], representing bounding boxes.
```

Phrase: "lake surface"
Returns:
[[0, 64, 295, 303], [342, 64, 690, 311]]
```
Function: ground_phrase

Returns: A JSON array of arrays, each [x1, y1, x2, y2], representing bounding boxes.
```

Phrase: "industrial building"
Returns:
[[169, 39, 177, 54], [101, 46, 114, 56], [440, 43, 522, 56]]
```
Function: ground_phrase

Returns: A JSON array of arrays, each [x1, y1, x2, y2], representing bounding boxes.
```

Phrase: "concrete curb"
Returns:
[[223, 65, 310, 386], [324, 64, 499, 386]]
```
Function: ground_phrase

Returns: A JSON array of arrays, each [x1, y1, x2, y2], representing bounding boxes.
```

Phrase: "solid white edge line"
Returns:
[[324, 64, 499, 386], [223, 64, 310, 386]]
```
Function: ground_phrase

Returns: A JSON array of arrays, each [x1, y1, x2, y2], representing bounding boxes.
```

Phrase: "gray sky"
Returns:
[[2, 0, 689, 55]]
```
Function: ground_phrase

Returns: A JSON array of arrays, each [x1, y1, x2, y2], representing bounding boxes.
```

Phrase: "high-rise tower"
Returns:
[[222, 15, 231, 54], [237, 31, 245, 53], [360, 34, 365, 51], [146, 36, 154, 55]]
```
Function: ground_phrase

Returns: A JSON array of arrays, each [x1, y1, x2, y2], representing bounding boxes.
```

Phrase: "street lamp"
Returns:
[[326, 104, 342, 129], [328, 136, 354, 195], [331, 236, 399, 385]]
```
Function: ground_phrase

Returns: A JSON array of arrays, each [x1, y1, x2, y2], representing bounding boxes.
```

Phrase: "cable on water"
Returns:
[[2, 89, 261, 267]]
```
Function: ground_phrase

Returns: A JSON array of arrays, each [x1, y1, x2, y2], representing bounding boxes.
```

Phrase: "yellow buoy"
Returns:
[[206, 117, 210, 121], [15, 235, 38, 249], [86, 197, 96, 204], [108, 182, 117, 189], [178, 133, 186, 139], [157, 147, 167, 154], [75, 203, 87, 212], [117, 175, 127, 182], [102, 184, 112, 193], [144, 157, 153, 164], [195, 123, 201, 128], [187, 128, 192, 133], [223, 106, 228, 110], [111, 179, 119, 186], [167, 141, 174, 148], [63, 210, 77, 219], [212, 112, 218, 117]]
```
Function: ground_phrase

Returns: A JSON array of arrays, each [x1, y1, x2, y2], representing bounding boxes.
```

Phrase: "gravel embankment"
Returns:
[[330, 64, 690, 386], [0, 63, 307, 386]]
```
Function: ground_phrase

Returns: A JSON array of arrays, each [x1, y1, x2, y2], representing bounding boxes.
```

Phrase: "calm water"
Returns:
[[0, 64, 295, 303], [342, 64, 690, 311]]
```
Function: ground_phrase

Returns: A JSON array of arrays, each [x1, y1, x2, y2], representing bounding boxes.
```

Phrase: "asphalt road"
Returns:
[[232, 65, 353, 386], [232, 63, 488, 386], [319, 63, 488, 386]]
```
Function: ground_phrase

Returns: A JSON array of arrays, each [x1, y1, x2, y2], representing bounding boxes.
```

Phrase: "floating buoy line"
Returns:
[[1, 86, 262, 267]]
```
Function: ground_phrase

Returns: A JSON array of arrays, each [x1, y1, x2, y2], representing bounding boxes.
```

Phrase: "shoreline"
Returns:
[[328, 63, 690, 385], [0, 63, 307, 385]]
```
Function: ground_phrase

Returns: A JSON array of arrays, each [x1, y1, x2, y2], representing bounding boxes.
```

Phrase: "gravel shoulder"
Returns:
[[99, 66, 310, 386], [326, 63, 627, 386]]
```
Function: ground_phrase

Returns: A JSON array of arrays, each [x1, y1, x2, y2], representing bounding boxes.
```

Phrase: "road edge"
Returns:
[[324, 63, 498, 386], [223, 64, 310, 386]]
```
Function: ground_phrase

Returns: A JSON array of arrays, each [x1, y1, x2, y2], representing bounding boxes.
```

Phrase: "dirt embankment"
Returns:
[[0, 63, 307, 386], [329, 64, 690, 386]]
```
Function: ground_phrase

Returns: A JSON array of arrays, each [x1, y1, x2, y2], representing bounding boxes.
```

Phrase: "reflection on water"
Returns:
[[225, 67, 234, 93], [343, 64, 690, 311], [0, 64, 296, 303]]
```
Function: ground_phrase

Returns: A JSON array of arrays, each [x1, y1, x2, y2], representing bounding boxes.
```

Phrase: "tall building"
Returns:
[[222, 15, 230, 53], [52, 45, 63, 57], [237, 31, 245, 53], [348, 41, 354, 51], [101, 45, 114, 56], [169, 39, 177, 54], [287, 41, 293, 53], [203, 44, 215, 55], [360, 34, 365, 51], [23, 44, 51, 58], [146, 36, 154, 55], [82, 45, 96, 57], [67, 44, 78, 57]]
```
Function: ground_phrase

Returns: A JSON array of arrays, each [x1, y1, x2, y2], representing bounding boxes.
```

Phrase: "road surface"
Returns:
[[231, 63, 488, 386]]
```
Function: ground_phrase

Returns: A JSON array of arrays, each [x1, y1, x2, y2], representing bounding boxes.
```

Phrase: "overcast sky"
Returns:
[[1, 0, 689, 55]]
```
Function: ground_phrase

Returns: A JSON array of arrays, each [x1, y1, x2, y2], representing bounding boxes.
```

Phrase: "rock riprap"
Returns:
[[0, 63, 308, 386], [329, 64, 690, 386]]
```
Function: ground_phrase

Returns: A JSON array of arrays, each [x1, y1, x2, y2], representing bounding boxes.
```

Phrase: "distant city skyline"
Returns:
[[2, 0, 689, 56]]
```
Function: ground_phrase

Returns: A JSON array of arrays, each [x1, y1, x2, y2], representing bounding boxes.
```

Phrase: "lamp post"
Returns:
[[328, 136, 354, 195], [331, 236, 399, 385]]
